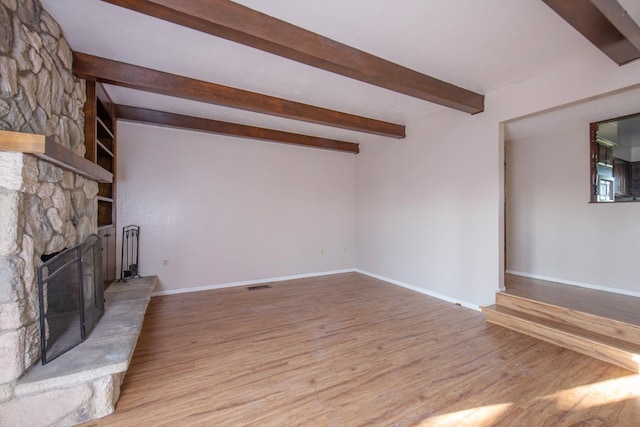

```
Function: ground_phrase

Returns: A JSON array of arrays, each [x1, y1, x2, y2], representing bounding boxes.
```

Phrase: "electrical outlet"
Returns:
[[162, 259, 168, 266], [320, 249, 325, 255]]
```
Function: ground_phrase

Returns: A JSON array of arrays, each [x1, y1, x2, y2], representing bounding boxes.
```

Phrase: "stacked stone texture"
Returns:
[[0, 0, 85, 154], [0, 0, 98, 416], [0, 154, 98, 398]]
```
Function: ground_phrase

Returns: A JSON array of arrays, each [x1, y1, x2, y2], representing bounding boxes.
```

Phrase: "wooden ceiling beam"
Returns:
[[114, 105, 360, 153], [73, 53, 404, 139], [591, 0, 640, 52], [542, 0, 640, 65], [100, 0, 484, 114]]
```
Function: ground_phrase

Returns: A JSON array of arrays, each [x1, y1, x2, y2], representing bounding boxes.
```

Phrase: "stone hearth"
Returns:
[[0, 276, 156, 426]]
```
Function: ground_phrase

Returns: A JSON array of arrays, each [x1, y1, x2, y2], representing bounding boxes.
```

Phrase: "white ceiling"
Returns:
[[40, 0, 598, 145], [505, 85, 640, 142]]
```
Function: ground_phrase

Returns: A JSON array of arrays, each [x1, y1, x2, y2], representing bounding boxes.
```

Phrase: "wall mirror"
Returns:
[[591, 112, 640, 202]]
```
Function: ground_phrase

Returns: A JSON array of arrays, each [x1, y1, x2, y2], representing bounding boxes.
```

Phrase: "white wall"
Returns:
[[356, 111, 501, 307], [116, 48, 640, 304], [355, 49, 640, 308], [116, 122, 356, 292], [506, 125, 640, 294]]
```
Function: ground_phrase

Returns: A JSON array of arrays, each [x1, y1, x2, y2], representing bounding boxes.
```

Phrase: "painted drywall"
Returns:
[[115, 47, 640, 304], [356, 110, 500, 307], [116, 122, 356, 292], [506, 125, 640, 294], [356, 48, 640, 308]]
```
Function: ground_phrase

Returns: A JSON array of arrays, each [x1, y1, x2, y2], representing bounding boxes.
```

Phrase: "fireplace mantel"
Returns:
[[0, 130, 112, 183]]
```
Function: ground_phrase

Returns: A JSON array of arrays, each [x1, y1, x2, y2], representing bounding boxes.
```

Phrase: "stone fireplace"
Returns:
[[0, 3, 159, 425], [0, 1, 145, 425], [1, 0, 95, 402], [0, 152, 100, 381]]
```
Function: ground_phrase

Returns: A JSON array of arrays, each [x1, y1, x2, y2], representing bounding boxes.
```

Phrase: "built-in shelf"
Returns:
[[85, 81, 118, 285], [96, 140, 114, 158], [97, 117, 115, 139], [0, 130, 113, 183]]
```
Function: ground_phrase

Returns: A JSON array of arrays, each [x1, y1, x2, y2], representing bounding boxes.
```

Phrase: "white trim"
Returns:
[[506, 270, 640, 299], [151, 269, 356, 296], [354, 269, 481, 312], [152, 268, 484, 311]]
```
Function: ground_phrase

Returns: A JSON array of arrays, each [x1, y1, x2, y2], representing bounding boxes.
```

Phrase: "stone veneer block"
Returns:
[[0, 328, 25, 383], [0, 300, 26, 329], [0, 151, 25, 192], [1, 383, 93, 427], [3, 276, 157, 426], [0, 190, 21, 256]]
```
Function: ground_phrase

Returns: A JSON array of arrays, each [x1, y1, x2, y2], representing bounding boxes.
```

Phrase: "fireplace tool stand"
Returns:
[[118, 225, 142, 282]]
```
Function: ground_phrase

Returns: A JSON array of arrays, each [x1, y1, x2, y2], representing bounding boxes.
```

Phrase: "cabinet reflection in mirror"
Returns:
[[591, 112, 640, 202]]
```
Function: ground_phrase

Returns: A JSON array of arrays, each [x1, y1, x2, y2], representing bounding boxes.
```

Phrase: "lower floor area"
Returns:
[[82, 272, 640, 426]]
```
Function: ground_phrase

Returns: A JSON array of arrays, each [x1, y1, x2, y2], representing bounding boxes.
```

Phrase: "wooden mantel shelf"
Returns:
[[0, 130, 112, 183]]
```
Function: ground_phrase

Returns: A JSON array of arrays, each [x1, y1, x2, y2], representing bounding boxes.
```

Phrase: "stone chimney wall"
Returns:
[[0, 0, 85, 150], [0, 0, 97, 406]]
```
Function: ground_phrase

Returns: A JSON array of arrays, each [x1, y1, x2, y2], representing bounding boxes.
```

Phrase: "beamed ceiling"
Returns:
[[40, 0, 640, 153]]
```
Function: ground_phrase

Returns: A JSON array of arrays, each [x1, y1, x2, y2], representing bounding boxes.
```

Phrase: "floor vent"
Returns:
[[247, 284, 271, 291]]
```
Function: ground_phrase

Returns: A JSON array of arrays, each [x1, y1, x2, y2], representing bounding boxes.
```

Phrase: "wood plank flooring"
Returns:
[[81, 272, 640, 426], [504, 274, 640, 327]]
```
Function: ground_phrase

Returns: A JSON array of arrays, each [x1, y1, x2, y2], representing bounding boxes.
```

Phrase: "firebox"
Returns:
[[37, 234, 105, 364]]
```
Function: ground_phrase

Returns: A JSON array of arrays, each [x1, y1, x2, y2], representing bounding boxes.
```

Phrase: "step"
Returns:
[[503, 273, 640, 327], [496, 292, 640, 346], [482, 304, 640, 372]]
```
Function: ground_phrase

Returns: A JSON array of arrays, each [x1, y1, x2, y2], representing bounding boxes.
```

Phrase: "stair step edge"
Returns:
[[482, 305, 640, 354], [495, 291, 640, 330]]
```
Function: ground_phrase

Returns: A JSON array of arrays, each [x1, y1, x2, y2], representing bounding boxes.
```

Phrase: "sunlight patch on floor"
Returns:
[[537, 374, 640, 410], [414, 403, 513, 427], [413, 375, 640, 426]]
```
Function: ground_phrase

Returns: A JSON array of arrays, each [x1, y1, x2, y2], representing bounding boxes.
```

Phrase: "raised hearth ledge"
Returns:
[[4, 276, 157, 426], [0, 130, 112, 183]]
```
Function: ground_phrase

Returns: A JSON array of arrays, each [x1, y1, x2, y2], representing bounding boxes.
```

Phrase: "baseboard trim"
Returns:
[[152, 268, 482, 311], [354, 269, 481, 312], [151, 269, 356, 297], [505, 270, 640, 299]]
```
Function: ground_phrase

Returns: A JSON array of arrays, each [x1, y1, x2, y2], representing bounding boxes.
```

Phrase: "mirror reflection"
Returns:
[[592, 113, 640, 202]]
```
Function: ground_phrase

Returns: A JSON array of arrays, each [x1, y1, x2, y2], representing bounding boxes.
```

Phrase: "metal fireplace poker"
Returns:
[[118, 225, 142, 282]]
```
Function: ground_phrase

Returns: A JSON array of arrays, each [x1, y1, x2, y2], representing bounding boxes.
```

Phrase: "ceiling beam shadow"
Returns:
[[114, 104, 360, 153], [100, 0, 484, 114], [73, 52, 405, 139], [542, 0, 640, 65]]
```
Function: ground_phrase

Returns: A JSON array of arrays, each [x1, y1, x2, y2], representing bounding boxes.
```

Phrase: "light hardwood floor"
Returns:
[[82, 273, 640, 426], [504, 274, 640, 326]]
